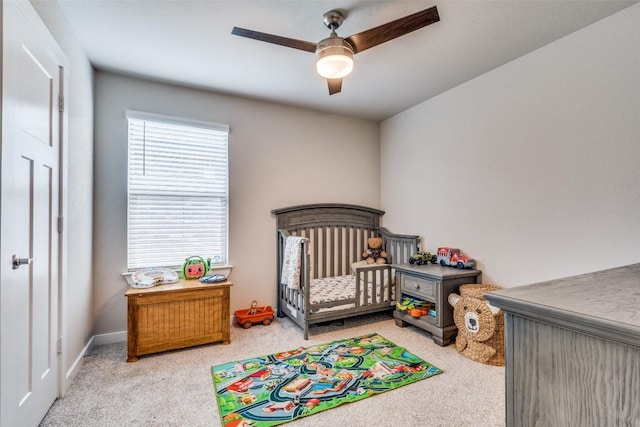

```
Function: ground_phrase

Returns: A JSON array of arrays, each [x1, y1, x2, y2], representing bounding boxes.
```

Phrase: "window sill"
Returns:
[[122, 265, 233, 286]]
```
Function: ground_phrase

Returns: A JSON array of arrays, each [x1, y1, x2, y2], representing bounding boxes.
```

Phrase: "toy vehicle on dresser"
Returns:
[[437, 247, 476, 269], [408, 251, 438, 265]]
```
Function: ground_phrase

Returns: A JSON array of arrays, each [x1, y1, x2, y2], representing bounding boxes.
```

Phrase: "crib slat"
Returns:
[[357, 270, 363, 307], [337, 226, 343, 276], [313, 227, 319, 279], [329, 226, 335, 277], [350, 227, 356, 264]]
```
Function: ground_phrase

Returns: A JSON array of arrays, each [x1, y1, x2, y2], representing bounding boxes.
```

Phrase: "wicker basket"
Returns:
[[458, 284, 504, 366], [460, 283, 502, 299]]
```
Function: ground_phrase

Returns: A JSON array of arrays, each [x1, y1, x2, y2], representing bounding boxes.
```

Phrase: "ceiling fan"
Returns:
[[231, 6, 440, 95]]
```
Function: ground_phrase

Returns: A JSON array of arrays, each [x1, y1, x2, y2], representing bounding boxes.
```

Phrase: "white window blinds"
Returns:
[[126, 110, 229, 270]]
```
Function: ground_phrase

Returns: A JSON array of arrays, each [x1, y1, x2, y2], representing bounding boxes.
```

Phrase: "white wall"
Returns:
[[30, 0, 95, 384], [381, 4, 640, 287], [93, 72, 380, 334]]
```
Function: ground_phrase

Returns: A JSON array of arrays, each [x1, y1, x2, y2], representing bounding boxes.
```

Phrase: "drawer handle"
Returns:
[[414, 284, 420, 290]]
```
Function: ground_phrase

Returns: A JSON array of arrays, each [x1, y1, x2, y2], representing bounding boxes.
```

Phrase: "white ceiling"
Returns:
[[56, 0, 636, 121]]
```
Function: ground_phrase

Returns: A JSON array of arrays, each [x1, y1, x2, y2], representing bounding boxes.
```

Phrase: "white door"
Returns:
[[1, 1, 63, 426]]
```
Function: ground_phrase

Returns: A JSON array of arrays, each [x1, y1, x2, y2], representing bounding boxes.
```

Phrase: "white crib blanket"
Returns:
[[309, 273, 393, 313]]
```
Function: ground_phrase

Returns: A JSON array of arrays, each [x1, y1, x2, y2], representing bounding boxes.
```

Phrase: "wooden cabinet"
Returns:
[[393, 264, 481, 346], [125, 279, 232, 362], [485, 264, 640, 426]]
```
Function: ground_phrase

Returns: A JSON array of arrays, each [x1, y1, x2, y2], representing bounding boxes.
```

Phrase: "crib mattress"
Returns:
[[310, 274, 393, 313]]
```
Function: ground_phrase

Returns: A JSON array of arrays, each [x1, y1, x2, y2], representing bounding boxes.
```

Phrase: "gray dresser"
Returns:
[[485, 264, 640, 427]]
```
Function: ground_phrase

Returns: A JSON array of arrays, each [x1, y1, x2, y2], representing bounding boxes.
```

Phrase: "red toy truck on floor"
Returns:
[[234, 305, 274, 329], [437, 247, 476, 269]]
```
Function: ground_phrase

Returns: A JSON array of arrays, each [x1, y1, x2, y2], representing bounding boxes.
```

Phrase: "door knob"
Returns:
[[12, 255, 33, 270]]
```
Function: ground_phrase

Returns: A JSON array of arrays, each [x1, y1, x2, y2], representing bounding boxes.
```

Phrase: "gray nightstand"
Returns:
[[393, 264, 481, 346]]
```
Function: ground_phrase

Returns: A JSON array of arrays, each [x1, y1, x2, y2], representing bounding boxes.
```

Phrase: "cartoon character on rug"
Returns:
[[362, 237, 387, 264], [448, 292, 501, 364]]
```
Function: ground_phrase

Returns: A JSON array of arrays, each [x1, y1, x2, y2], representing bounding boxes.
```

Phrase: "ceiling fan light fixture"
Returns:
[[315, 38, 354, 79], [232, 6, 440, 94]]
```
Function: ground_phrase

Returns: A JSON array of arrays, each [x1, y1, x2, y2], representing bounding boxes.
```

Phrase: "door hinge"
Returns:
[[58, 95, 64, 112], [57, 216, 63, 233], [56, 338, 62, 354]]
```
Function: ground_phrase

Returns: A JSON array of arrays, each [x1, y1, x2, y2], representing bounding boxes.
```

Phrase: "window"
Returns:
[[126, 110, 229, 270]]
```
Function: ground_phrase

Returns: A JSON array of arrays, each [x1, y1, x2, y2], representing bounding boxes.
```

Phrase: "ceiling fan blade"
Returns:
[[327, 78, 342, 95], [345, 6, 440, 54], [231, 27, 317, 53]]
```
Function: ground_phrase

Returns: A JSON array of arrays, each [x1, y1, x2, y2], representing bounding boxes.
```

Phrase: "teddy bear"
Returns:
[[448, 292, 502, 365], [362, 237, 387, 264]]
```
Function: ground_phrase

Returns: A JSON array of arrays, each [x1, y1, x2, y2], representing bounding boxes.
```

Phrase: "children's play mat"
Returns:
[[211, 333, 442, 426]]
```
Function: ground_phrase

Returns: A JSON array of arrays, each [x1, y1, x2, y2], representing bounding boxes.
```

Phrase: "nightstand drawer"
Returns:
[[400, 275, 438, 300]]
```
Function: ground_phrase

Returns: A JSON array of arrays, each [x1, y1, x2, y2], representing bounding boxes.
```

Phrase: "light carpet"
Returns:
[[40, 312, 505, 427]]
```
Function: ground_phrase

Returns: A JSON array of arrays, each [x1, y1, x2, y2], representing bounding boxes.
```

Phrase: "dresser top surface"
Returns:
[[487, 263, 640, 331], [125, 279, 232, 296], [392, 263, 481, 279]]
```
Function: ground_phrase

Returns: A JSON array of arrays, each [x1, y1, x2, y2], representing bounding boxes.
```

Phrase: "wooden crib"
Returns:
[[272, 203, 420, 339]]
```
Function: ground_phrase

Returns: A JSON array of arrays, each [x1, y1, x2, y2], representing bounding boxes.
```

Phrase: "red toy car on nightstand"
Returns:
[[437, 247, 476, 269]]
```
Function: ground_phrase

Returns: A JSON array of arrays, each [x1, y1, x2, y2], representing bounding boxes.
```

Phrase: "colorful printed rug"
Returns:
[[211, 333, 442, 427]]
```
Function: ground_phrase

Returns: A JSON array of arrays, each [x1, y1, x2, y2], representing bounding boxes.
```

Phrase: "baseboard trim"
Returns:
[[64, 331, 127, 385], [92, 330, 127, 345], [65, 335, 94, 382]]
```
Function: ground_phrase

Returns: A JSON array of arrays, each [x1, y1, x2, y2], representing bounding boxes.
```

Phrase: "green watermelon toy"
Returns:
[[182, 255, 211, 279]]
